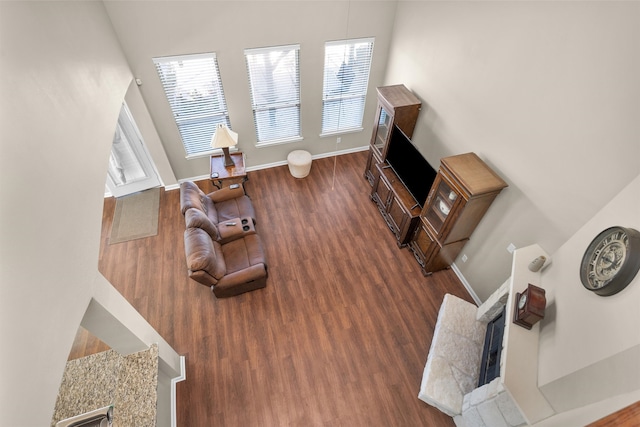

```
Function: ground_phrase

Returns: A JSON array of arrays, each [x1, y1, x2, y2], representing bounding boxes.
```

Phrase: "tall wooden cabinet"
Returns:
[[409, 153, 508, 275], [364, 85, 421, 187], [366, 85, 424, 246]]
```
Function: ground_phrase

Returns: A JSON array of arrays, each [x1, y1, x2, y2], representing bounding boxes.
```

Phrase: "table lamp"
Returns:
[[211, 123, 238, 167]]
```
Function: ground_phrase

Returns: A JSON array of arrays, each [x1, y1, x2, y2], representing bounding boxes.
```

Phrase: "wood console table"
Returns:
[[210, 152, 247, 189]]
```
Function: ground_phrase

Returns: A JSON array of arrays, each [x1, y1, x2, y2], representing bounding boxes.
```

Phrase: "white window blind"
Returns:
[[245, 44, 301, 144], [153, 53, 230, 157], [321, 38, 374, 135]]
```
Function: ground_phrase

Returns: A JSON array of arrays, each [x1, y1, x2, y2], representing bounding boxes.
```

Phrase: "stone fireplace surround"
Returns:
[[419, 244, 553, 427]]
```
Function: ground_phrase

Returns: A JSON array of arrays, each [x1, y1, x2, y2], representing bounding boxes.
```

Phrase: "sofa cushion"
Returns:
[[208, 184, 246, 203], [215, 196, 256, 224], [184, 228, 226, 280], [221, 234, 266, 275], [184, 208, 220, 240]]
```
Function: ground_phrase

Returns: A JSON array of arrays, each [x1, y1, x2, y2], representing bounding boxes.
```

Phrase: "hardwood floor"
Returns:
[[587, 401, 640, 427], [91, 150, 477, 426]]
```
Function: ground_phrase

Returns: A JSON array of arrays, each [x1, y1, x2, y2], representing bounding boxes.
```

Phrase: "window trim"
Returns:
[[319, 127, 364, 139]]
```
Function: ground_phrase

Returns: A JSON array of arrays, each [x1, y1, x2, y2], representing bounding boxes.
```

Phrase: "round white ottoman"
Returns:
[[287, 150, 312, 178]]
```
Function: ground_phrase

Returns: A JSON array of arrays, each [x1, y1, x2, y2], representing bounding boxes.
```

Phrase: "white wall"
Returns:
[[0, 2, 179, 425], [103, 0, 397, 180], [537, 173, 640, 415], [385, 1, 640, 301]]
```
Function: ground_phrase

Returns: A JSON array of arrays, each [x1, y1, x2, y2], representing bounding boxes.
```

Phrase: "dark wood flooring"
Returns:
[[83, 150, 481, 426], [587, 401, 640, 427]]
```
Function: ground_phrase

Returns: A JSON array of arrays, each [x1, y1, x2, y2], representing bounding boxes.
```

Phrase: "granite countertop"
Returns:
[[51, 344, 158, 427]]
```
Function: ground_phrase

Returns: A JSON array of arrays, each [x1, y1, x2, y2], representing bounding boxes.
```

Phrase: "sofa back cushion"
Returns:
[[184, 227, 226, 280], [185, 208, 220, 240], [180, 181, 205, 214], [180, 181, 220, 223]]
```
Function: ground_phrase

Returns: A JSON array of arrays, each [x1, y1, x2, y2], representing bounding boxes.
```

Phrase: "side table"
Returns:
[[210, 151, 247, 189]]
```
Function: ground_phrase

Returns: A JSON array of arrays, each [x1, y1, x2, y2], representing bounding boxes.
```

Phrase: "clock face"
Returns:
[[518, 293, 527, 310], [586, 229, 627, 288], [580, 226, 640, 296]]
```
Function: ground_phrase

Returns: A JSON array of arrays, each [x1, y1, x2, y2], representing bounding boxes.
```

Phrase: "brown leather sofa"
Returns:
[[180, 180, 255, 225], [180, 181, 268, 298]]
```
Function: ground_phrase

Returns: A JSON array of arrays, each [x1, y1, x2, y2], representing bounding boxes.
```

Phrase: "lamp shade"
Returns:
[[211, 123, 238, 149]]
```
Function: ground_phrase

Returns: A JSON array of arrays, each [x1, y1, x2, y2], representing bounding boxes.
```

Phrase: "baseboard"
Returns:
[[450, 263, 482, 306], [179, 174, 211, 184], [107, 146, 371, 197], [178, 145, 370, 183], [305, 145, 370, 161], [244, 145, 369, 172], [171, 355, 186, 427], [104, 184, 179, 198]]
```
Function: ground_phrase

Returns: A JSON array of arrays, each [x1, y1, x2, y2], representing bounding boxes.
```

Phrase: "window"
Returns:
[[321, 38, 374, 135], [153, 53, 230, 157], [245, 44, 301, 144]]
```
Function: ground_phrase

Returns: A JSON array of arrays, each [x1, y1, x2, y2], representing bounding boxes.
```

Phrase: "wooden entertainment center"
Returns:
[[366, 85, 424, 245], [365, 85, 508, 275]]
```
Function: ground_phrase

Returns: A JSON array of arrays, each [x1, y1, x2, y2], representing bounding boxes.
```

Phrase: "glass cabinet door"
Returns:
[[424, 176, 458, 236], [371, 106, 392, 156]]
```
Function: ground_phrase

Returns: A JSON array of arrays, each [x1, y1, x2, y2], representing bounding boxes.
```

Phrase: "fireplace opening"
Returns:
[[478, 307, 506, 387]]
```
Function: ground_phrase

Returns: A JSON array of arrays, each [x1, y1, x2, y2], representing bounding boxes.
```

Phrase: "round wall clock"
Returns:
[[579, 226, 640, 296]]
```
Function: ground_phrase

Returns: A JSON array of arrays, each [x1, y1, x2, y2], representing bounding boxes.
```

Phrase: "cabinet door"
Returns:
[[411, 221, 438, 267], [370, 104, 393, 158], [423, 174, 460, 239], [387, 195, 408, 237], [424, 239, 468, 273], [364, 147, 382, 187], [372, 173, 392, 212]]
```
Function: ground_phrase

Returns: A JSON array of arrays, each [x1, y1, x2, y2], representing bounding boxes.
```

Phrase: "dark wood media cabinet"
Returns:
[[371, 164, 430, 247], [366, 84, 427, 247]]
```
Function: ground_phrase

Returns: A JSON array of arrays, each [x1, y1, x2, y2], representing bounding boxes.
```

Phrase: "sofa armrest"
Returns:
[[207, 184, 246, 203], [188, 269, 218, 287]]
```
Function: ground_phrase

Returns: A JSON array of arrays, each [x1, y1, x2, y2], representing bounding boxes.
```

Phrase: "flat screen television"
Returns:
[[385, 125, 437, 208]]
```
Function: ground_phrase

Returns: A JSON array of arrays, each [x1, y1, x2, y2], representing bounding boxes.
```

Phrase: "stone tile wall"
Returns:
[[454, 378, 527, 427]]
